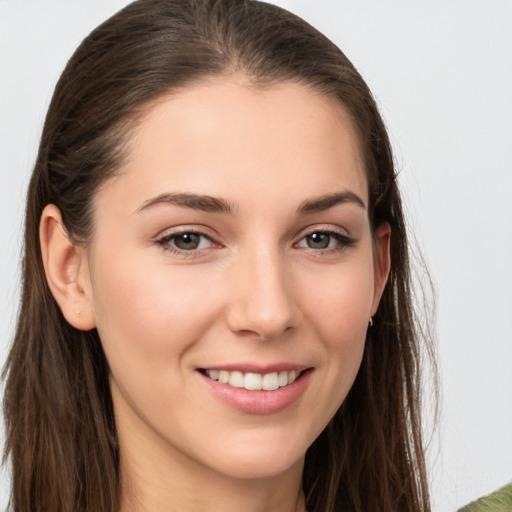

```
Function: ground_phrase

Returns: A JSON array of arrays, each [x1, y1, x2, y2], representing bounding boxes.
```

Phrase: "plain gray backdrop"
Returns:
[[1, 1, 511, 510]]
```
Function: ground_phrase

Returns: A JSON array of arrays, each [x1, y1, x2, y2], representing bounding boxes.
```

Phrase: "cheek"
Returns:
[[89, 256, 222, 371], [305, 260, 375, 345], [300, 257, 374, 416]]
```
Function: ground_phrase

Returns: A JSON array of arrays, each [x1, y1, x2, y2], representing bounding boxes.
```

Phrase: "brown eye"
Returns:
[[157, 231, 214, 252], [305, 232, 331, 249], [173, 233, 202, 250], [296, 230, 355, 252]]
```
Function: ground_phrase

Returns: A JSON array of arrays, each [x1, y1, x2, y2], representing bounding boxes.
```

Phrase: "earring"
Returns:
[[369, 317, 373, 327]]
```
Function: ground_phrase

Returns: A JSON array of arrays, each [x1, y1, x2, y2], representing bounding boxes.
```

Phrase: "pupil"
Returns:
[[175, 233, 200, 250], [307, 232, 330, 249]]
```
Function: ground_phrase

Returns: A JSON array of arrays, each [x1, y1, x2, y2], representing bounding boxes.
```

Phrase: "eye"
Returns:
[[296, 230, 355, 252], [156, 231, 215, 252], [302, 232, 333, 249]]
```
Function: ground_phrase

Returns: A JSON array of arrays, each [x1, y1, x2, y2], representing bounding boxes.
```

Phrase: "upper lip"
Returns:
[[197, 363, 311, 374]]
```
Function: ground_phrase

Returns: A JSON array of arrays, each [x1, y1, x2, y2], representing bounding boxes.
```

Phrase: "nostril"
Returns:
[[225, 260, 302, 339], [232, 323, 296, 342]]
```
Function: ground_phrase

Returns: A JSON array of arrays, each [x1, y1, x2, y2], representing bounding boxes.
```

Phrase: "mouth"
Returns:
[[200, 368, 305, 391], [197, 366, 313, 415]]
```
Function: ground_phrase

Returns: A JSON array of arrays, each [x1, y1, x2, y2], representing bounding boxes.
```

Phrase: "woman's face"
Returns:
[[81, 79, 389, 482]]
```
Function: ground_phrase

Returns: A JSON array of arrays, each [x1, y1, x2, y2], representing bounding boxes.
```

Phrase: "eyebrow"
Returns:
[[135, 192, 235, 215], [135, 190, 365, 216], [297, 191, 366, 213]]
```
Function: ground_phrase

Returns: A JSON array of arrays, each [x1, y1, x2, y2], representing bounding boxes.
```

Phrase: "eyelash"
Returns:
[[155, 228, 355, 257], [294, 229, 356, 255], [155, 229, 216, 256]]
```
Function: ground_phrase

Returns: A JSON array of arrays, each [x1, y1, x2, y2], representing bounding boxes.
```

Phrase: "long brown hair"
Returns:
[[2, 1, 436, 510]]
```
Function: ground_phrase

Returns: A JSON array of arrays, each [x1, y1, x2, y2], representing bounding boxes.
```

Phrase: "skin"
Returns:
[[40, 77, 390, 512]]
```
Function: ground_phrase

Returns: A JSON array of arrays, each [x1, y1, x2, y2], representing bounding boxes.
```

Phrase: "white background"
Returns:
[[1, 1, 511, 510]]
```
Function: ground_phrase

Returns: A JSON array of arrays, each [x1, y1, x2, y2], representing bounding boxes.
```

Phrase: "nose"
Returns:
[[225, 246, 301, 340]]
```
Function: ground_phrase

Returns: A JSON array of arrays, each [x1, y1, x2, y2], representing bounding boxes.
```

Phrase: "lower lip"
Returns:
[[199, 370, 312, 415]]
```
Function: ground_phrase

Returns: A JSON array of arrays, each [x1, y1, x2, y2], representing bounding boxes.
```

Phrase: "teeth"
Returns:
[[204, 369, 301, 390], [244, 372, 262, 390], [228, 371, 244, 388], [262, 372, 279, 391]]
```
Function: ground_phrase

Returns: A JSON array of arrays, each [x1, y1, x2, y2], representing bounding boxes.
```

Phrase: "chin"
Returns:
[[208, 452, 304, 481], [192, 427, 310, 481]]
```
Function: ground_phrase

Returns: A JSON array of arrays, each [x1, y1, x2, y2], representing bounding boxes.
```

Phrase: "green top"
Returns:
[[457, 483, 512, 512]]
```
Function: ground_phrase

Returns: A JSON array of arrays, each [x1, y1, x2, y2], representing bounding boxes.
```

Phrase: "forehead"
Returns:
[[98, 77, 368, 213]]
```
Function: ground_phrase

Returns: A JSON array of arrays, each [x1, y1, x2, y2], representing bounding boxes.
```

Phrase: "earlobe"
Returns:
[[40, 204, 96, 331], [371, 222, 391, 316]]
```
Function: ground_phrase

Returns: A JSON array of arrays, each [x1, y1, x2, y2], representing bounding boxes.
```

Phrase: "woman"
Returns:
[[2, 0, 434, 511]]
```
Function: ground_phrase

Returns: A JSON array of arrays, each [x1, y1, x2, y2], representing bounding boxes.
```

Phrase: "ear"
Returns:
[[371, 222, 391, 316], [40, 204, 96, 330]]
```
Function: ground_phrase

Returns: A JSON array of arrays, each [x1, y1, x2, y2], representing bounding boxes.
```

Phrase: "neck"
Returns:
[[118, 421, 306, 512], [121, 452, 306, 512]]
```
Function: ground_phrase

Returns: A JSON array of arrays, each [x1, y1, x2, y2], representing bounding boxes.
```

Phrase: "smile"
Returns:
[[204, 369, 300, 391], [199, 366, 312, 415]]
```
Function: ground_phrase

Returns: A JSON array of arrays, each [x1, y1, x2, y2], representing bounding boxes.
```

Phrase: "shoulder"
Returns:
[[457, 482, 512, 511]]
